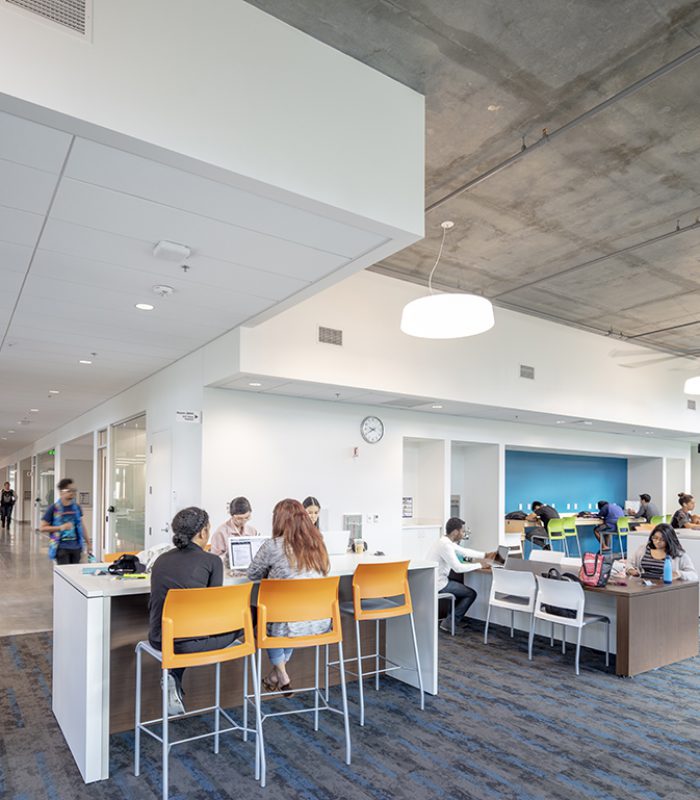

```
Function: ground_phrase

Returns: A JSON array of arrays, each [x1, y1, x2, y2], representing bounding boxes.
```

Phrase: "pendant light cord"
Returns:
[[427, 223, 450, 294]]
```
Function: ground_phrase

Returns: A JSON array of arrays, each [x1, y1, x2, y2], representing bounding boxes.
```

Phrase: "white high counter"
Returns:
[[53, 554, 438, 783]]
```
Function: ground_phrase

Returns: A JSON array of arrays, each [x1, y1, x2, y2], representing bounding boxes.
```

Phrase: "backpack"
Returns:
[[578, 552, 612, 588], [107, 554, 146, 575], [540, 567, 580, 618], [505, 511, 527, 520]]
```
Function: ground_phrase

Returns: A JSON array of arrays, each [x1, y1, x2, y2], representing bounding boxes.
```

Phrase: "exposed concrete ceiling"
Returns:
[[249, 0, 700, 360]]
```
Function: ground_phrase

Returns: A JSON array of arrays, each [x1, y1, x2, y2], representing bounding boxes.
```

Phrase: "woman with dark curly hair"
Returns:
[[626, 523, 698, 582], [149, 507, 241, 716]]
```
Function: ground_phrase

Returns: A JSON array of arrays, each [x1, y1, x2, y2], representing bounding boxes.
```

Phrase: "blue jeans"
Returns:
[[268, 647, 293, 666]]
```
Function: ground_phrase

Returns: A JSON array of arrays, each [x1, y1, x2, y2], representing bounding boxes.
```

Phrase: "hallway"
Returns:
[[0, 521, 53, 637]]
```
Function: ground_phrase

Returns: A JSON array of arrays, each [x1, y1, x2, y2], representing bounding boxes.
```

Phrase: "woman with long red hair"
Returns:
[[247, 498, 330, 693]]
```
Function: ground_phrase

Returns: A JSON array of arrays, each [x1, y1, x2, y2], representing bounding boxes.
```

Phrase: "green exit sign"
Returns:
[[48, 449, 56, 455]]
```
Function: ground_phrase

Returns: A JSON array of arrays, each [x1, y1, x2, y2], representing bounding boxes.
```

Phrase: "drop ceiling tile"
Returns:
[[0, 111, 72, 173], [38, 220, 311, 299], [50, 179, 348, 281], [0, 206, 44, 248], [0, 159, 60, 214], [66, 139, 386, 258]]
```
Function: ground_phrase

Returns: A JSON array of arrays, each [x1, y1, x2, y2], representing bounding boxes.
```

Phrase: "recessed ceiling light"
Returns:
[[431, 404, 443, 409], [1, 437, 6, 441], [644, 431, 654, 435], [555, 420, 567, 424], [79, 359, 92, 365], [49, 390, 60, 394], [135, 303, 155, 311], [249, 381, 262, 387], [29, 408, 39, 413], [7, 430, 15, 434], [583, 421, 593, 425]]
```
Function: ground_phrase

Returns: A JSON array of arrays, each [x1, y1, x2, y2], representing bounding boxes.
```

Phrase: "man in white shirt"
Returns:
[[427, 517, 496, 633]]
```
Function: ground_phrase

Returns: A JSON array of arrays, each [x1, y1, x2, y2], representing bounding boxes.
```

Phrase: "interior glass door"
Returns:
[[110, 414, 147, 552], [36, 450, 55, 528]]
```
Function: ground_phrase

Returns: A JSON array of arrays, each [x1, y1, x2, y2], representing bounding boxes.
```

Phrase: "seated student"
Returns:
[[594, 500, 624, 551], [427, 517, 496, 633], [302, 496, 321, 529], [209, 496, 259, 564], [627, 493, 660, 523], [247, 498, 330, 695], [525, 501, 560, 548], [670, 493, 700, 530], [149, 507, 241, 716], [626, 524, 698, 582]]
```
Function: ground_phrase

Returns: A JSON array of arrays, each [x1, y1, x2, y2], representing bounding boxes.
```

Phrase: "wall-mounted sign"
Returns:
[[47, 449, 56, 455], [402, 496, 413, 518], [175, 410, 202, 424]]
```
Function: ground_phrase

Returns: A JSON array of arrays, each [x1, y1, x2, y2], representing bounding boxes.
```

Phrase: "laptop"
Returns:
[[227, 536, 267, 570]]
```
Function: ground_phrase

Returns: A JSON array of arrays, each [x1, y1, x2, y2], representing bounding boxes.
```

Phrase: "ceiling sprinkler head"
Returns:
[[152, 285, 174, 297]]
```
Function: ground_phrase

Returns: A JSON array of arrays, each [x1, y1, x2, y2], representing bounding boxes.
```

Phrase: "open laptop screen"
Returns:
[[228, 536, 267, 569]]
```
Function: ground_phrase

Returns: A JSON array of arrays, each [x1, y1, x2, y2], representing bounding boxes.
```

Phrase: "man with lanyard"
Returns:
[[40, 478, 93, 564]]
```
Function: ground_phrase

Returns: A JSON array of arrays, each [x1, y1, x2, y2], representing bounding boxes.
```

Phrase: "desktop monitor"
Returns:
[[227, 536, 267, 569]]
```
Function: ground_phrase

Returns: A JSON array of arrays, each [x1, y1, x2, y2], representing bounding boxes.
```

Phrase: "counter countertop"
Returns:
[[54, 553, 438, 599]]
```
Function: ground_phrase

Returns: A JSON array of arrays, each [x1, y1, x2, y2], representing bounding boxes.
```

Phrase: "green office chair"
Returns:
[[665, 514, 673, 524], [650, 515, 665, 526], [561, 516, 580, 557], [616, 516, 630, 558], [546, 518, 567, 554]]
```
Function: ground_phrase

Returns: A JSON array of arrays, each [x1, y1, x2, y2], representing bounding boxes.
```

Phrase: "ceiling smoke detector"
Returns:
[[152, 285, 174, 297], [153, 241, 191, 261]]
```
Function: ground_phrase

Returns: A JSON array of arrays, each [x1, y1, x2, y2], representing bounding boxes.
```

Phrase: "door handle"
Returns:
[[108, 505, 115, 513], [161, 523, 170, 533]]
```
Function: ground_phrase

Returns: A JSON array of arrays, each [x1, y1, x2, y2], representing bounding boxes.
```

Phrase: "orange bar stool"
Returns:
[[253, 575, 351, 786], [103, 550, 138, 562], [329, 561, 424, 726], [134, 583, 263, 800]]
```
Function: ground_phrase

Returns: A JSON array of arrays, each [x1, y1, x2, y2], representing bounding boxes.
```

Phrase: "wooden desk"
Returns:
[[465, 562, 698, 678], [587, 578, 699, 677]]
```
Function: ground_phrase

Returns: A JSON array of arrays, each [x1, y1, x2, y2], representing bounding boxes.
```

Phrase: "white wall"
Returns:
[[402, 438, 445, 525], [0, 0, 423, 236], [237, 271, 700, 434], [452, 443, 501, 552], [202, 387, 692, 555], [627, 457, 663, 512], [666, 458, 688, 514], [65, 459, 93, 512]]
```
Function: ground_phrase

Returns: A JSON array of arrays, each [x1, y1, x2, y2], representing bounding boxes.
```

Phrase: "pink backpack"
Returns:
[[578, 552, 612, 587]]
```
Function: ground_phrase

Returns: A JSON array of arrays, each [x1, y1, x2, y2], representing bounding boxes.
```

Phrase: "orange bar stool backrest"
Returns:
[[256, 575, 341, 650], [352, 561, 412, 620], [161, 583, 255, 670]]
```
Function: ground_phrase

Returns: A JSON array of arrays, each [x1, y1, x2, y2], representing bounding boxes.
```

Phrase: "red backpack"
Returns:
[[578, 552, 612, 587]]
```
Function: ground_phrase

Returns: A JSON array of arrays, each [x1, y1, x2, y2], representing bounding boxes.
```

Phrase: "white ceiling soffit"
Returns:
[[212, 376, 699, 442], [0, 111, 395, 457]]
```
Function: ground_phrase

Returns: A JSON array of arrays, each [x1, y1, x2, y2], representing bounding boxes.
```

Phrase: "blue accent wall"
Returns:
[[505, 450, 628, 514]]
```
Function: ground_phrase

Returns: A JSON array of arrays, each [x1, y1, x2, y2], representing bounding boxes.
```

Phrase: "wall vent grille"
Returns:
[[688, 399, 697, 411], [4, 0, 91, 37], [519, 364, 535, 380], [380, 396, 428, 409], [318, 326, 343, 346]]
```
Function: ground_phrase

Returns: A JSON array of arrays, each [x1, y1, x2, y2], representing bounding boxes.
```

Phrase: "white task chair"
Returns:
[[528, 550, 563, 565], [503, 532, 524, 558], [484, 568, 536, 644], [437, 592, 456, 635], [528, 576, 610, 676]]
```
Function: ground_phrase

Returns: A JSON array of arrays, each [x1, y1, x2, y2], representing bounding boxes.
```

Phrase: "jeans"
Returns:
[[267, 647, 293, 666], [439, 580, 477, 624], [0, 504, 13, 527], [56, 548, 82, 565]]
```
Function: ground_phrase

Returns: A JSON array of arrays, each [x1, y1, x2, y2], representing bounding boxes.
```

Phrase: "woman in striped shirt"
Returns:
[[626, 524, 698, 582]]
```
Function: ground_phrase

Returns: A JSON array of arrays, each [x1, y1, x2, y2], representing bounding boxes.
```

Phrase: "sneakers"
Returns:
[[161, 673, 186, 717], [439, 622, 452, 634]]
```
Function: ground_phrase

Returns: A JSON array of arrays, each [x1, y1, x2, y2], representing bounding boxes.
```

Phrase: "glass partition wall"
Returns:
[[110, 414, 147, 553], [36, 449, 56, 528]]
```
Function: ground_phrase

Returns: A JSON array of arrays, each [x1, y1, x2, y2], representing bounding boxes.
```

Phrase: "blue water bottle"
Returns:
[[663, 555, 673, 584]]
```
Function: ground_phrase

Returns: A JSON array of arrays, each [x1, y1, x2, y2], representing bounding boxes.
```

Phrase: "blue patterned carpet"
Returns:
[[1, 624, 699, 799]]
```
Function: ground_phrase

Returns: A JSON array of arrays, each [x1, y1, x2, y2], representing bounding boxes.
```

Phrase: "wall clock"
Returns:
[[360, 415, 384, 444]]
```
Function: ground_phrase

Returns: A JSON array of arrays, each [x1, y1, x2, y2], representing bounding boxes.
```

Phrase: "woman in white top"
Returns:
[[626, 524, 698, 582], [209, 496, 259, 564]]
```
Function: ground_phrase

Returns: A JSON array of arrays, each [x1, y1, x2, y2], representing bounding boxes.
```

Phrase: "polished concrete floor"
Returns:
[[0, 520, 54, 636]]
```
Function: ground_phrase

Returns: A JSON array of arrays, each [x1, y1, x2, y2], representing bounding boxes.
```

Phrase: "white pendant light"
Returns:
[[684, 376, 700, 394], [400, 221, 495, 339]]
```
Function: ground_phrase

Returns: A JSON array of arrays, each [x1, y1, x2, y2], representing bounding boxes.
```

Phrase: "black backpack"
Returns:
[[539, 567, 580, 618], [107, 554, 146, 575], [505, 511, 527, 520]]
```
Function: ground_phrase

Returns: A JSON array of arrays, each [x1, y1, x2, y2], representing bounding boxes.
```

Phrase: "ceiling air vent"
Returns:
[[519, 364, 535, 380], [688, 399, 697, 411], [318, 326, 343, 346], [4, 0, 92, 38]]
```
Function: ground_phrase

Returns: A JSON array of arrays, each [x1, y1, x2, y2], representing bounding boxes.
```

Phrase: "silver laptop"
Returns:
[[227, 536, 267, 569]]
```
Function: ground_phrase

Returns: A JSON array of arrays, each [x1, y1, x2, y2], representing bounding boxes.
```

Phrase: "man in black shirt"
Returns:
[[525, 501, 560, 549]]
